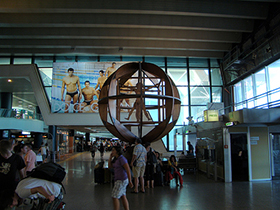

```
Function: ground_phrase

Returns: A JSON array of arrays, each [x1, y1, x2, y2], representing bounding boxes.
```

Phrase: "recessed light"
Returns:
[[7, 79, 12, 82]]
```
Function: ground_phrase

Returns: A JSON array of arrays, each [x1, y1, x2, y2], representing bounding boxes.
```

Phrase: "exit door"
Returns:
[[231, 134, 249, 181]]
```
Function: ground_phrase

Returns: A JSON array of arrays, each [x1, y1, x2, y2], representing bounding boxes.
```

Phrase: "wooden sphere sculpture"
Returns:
[[98, 62, 181, 144]]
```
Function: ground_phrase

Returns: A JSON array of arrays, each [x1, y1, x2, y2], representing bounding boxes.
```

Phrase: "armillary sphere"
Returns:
[[98, 62, 181, 144]]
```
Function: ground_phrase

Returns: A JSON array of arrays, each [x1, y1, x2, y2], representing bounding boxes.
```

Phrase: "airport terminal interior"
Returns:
[[1, 0, 280, 209]]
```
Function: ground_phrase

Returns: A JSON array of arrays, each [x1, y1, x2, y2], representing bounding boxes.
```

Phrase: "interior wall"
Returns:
[[249, 127, 270, 180]]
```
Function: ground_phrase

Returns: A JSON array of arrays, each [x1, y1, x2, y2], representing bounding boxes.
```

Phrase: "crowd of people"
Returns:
[[106, 138, 185, 210]]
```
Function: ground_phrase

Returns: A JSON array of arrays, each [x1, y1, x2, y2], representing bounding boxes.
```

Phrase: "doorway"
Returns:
[[271, 133, 280, 179], [230, 134, 249, 181]]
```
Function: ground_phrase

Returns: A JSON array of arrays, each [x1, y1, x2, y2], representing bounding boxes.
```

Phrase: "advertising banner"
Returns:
[[51, 62, 127, 113]]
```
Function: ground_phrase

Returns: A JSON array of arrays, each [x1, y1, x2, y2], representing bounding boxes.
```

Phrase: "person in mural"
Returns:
[[78, 80, 99, 113], [125, 82, 160, 121], [95, 70, 107, 95], [120, 79, 133, 111], [105, 62, 117, 78], [61, 68, 82, 113]]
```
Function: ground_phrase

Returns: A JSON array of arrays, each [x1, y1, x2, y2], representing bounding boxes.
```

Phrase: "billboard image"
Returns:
[[51, 62, 128, 113]]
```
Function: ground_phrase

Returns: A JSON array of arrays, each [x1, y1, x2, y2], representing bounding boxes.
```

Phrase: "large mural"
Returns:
[[51, 62, 128, 113]]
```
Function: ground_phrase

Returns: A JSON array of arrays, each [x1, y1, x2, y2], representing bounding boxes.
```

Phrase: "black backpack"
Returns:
[[27, 162, 66, 193]]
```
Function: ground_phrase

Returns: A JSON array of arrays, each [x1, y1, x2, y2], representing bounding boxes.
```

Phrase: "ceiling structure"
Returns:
[[0, 0, 278, 59], [0, 0, 280, 137]]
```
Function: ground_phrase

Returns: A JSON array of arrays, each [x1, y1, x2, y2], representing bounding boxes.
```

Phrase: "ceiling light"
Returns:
[[7, 79, 12, 82]]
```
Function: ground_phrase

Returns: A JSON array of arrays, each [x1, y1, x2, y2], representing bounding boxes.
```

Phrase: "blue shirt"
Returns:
[[112, 155, 128, 181]]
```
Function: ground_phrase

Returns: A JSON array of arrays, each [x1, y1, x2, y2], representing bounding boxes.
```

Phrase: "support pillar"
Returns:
[[33, 133, 43, 149], [85, 133, 90, 151], [48, 125, 57, 162], [69, 130, 74, 153], [0, 92, 13, 109]]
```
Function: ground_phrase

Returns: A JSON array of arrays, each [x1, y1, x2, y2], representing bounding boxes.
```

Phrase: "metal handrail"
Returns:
[[0, 108, 43, 120]]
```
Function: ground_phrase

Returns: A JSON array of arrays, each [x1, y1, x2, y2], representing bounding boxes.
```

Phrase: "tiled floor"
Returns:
[[18, 151, 280, 210]]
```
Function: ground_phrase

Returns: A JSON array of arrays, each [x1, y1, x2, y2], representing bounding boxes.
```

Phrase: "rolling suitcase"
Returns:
[[104, 168, 112, 183], [94, 167, 104, 184]]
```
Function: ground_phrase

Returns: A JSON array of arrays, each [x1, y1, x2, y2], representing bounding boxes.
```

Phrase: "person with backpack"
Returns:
[[0, 177, 63, 209], [144, 142, 157, 188], [0, 162, 66, 210]]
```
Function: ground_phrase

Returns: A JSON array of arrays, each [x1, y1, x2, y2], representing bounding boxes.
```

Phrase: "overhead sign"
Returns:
[[204, 110, 219, 122]]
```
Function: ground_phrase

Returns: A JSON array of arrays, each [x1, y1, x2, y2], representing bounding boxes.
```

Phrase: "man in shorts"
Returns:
[[105, 62, 117, 78], [61, 68, 82, 113], [130, 138, 147, 193], [95, 70, 107, 95], [78, 80, 99, 113]]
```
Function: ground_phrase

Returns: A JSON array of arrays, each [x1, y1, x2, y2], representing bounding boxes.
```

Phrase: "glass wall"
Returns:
[[0, 55, 223, 151], [234, 58, 280, 110]]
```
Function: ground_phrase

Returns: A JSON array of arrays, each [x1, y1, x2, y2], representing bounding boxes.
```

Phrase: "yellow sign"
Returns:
[[204, 110, 219, 122]]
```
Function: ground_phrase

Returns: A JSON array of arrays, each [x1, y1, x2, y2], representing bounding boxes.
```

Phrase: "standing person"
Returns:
[[145, 142, 156, 188], [130, 138, 147, 193], [38, 142, 47, 162], [105, 62, 117, 78], [95, 70, 107, 95], [187, 141, 194, 157], [108, 146, 133, 210], [24, 144, 36, 176], [61, 68, 82, 113], [0, 140, 25, 192], [99, 141, 104, 159]]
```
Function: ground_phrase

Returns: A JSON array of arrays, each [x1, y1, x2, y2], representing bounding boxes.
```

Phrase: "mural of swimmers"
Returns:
[[52, 62, 127, 113]]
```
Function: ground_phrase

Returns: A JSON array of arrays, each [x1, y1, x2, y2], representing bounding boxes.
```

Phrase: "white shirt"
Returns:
[[40, 146, 47, 155], [16, 177, 62, 199]]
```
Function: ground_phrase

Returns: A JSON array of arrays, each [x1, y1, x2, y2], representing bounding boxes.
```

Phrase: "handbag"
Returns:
[[133, 155, 140, 167]]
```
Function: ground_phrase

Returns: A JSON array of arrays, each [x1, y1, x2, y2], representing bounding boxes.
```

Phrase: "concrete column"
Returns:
[[33, 133, 43, 149], [69, 129, 74, 153], [85, 133, 90, 151], [0, 92, 13, 109], [48, 125, 57, 162]]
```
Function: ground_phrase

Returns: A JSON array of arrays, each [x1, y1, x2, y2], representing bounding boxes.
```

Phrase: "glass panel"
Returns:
[[211, 68, 222, 85], [176, 105, 189, 126], [177, 134, 183, 151], [39, 68, 53, 86], [210, 58, 220, 67], [122, 56, 143, 62], [100, 55, 121, 62], [190, 69, 209, 86], [268, 59, 280, 91], [77, 56, 98, 62], [190, 87, 210, 105], [0, 57, 10, 65], [56, 56, 76, 62], [34, 56, 54, 67], [189, 58, 208, 68], [177, 87, 189, 105], [191, 105, 207, 122], [167, 68, 188, 86], [167, 57, 186, 67], [145, 56, 165, 68], [243, 76, 254, 108], [234, 82, 242, 104], [44, 87, 52, 103], [255, 69, 267, 95], [14, 58, 32, 64], [212, 87, 222, 102]]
